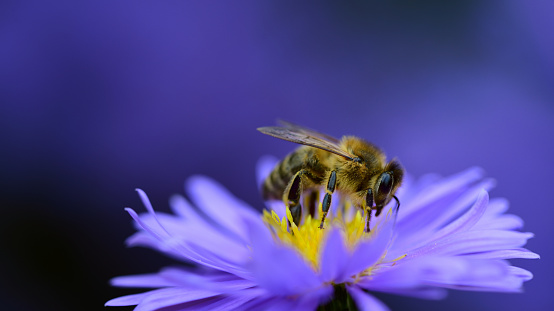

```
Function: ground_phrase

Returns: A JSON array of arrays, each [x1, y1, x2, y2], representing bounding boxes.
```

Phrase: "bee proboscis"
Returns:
[[258, 121, 403, 232]]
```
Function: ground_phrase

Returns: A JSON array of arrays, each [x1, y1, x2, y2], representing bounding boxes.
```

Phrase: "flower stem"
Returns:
[[317, 284, 358, 311]]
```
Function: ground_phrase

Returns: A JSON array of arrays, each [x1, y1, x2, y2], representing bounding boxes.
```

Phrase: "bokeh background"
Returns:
[[1, 1, 552, 310]]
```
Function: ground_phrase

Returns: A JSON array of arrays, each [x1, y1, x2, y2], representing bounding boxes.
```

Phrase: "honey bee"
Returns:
[[258, 121, 403, 232]]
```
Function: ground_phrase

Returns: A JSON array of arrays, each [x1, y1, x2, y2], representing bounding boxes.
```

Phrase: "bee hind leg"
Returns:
[[304, 190, 319, 220], [284, 170, 306, 227]]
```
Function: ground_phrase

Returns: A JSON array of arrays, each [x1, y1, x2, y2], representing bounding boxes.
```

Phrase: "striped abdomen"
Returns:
[[262, 147, 326, 200]]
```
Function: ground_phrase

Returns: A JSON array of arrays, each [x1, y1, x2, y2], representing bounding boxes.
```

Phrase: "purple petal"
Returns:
[[461, 248, 540, 260], [347, 286, 390, 311], [256, 155, 279, 187], [125, 208, 169, 241], [292, 285, 334, 311], [125, 208, 251, 275], [134, 287, 220, 311], [319, 229, 349, 283], [391, 178, 494, 256], [246, 218, 321, 295], [357, 257, 447, 300], [339, 213, 394, 280], [237, 297, 278, 311], [111, 273, 182, 288], [158, 288, 265, 311], [136, 188, 171, 237], [508, 266, 534, 281], [358, 259, 431, 290], [130, 210, 249, 264], [105, 292, 149, 306], [157, 267, 255, 291], [475, 214, 524, 230], [427, 180, 494, 228], [482, 197, 510, 216], [428, 189, 489, 242], [426, 230, 534, 257], [418, 258, 524, 292], [185, 295, 254, 311], [265, 200, 286, 219], [369, 287, 447, 300], [398, 167, 484, 220], [186, 175, 261, 242], [169, 194, 211, 224]]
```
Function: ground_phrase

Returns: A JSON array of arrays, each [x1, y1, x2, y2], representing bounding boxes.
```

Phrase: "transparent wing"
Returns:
[[277, 120, 341, 144], [257, 125, 355, 160]]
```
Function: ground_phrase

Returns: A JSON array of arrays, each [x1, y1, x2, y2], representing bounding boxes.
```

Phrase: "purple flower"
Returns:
[[106, 156, 538, 310]]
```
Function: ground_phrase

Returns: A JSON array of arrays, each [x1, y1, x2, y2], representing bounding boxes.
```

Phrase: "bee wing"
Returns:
[[277, 120, 341, 144], [257, 126, 356, 160]]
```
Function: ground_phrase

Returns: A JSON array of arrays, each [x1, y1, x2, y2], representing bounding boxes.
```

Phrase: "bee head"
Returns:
[[366, 160, 404, 215], [374, 171, 394, 208]]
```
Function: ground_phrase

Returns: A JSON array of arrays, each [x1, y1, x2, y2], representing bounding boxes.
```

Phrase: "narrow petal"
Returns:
[[157, 288, 264, 311], [186, 176, 260, 242], [110, 273, 182, 288], [347, 286, 390, 311], [136, 188, 171, 237], [428, 230, 534, 257], [265, 200, 287, 219], [125, 208, 249, 275], [509, 266, 534, 281], [368, 287, 447, 300], [429, 189, 489, 241], [291, 285, 334, 311], [482, 197, 510, 216], [169, 194, 210, 224], [246, 218, 321, 295], [359, 259, 431, 290], [424, 180, 494, 233], [319, 229, 349, 283], [340, 212, 394, 280], [406, 230, 534, 258], [256, 156, 279, 188], [419, 258, 524, 292], [391, 179, 493, 255], [158, 267, 255, 292], [475, 214, 524, 230], [105, 292, 149, 306], [125, 208, 168, 241], [461, 248, 540, 260], [399, 167, 484, 220], [252, 242, 320, 295], [134, 287, 220, 311], [130, 211, 249, 264]]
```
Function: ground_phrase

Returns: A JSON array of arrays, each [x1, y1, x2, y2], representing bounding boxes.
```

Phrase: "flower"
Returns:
[[106, 156, 538, 310]]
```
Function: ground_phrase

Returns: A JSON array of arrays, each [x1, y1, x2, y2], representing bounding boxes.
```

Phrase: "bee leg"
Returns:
[[284, 170, 306, 227], [365, 188, 374, 233], [393, 195, 401, 214], [304, 190, 319, 220], [319, 170, 337, 229]]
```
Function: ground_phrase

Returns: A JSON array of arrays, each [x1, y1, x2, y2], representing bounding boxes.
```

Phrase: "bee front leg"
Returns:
[[284, 170, 306, 227], [319, 170, 337, 229], [365, 188, 374, 233]]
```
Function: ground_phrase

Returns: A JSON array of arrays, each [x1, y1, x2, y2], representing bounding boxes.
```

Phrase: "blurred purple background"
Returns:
[[1, 1, 552, 310]]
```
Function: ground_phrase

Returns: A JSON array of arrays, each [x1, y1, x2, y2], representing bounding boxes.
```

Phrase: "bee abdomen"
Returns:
[[262, 150, 306, 200]]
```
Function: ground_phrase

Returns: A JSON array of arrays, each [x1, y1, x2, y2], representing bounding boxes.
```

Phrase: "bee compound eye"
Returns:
[[376, 172, 393, 204]]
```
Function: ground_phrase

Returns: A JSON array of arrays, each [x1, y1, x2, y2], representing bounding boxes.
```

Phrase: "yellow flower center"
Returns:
[[262, 202, 403, 277]]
